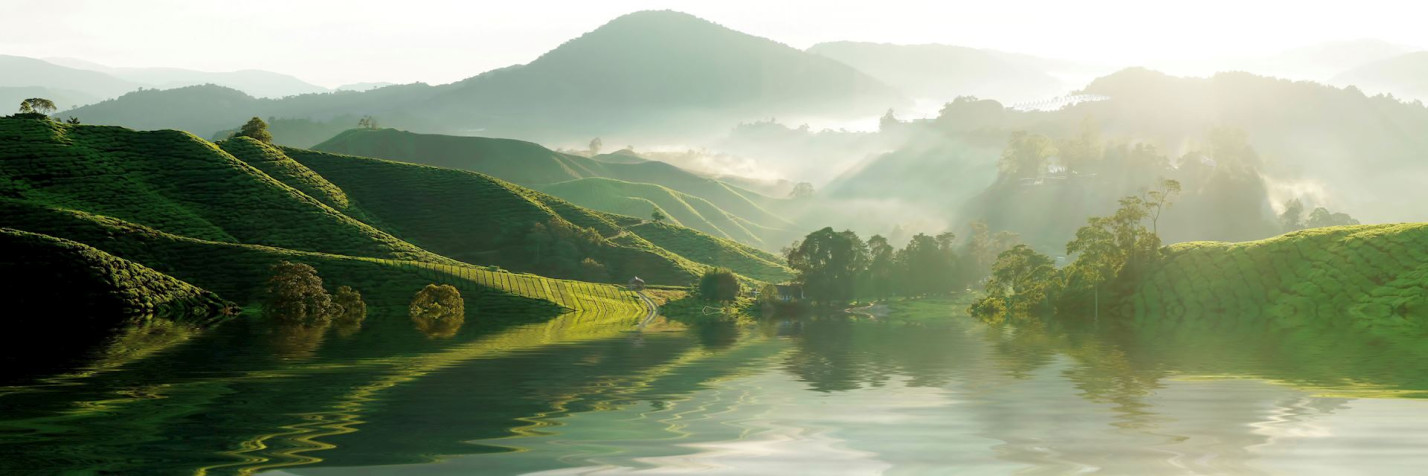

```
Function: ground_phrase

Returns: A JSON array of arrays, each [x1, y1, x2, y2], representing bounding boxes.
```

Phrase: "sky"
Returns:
[[5, 0, 1428, 88]]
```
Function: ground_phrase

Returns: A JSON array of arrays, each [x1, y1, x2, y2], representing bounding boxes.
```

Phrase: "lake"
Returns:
[[2, 302, 1427, 475]]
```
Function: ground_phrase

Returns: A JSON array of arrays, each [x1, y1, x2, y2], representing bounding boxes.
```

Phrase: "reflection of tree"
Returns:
[[781, 316, 971, 392], [410, 284, 465, 338], [267, 322, 329, 360]]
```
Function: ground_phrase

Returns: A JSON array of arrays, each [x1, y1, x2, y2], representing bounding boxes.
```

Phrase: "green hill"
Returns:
[[0, 227, 232, 371], [282, 147, 706, 285], [0, 117, 439, 262], [539, 177, 764, 245], [312, 128, 794, 239], [1129, 223, 1428, 335], [624, 221, 791, 283]]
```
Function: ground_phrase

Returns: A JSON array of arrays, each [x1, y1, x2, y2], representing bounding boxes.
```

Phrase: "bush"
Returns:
[[410, 284, 465, 338], [697, 267, 740, 302], [264, 261, 332, 326], [330, 285, 366, 326]]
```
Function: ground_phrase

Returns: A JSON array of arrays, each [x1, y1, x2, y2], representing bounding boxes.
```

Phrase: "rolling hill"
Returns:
[[58, 10, 905, 145], [539, 177, 764, 245], [1127, 223, 1428, 335], [0, 227, 232, 371], [1332, 51, 1428, 101], [312, 128, 795, 241]]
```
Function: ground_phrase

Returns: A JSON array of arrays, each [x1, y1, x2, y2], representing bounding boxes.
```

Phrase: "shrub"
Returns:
[[330, 285, 367, 326], [410, 284, 464, 338], [698, 267, 740, 302], [264, 261, 332, 326]]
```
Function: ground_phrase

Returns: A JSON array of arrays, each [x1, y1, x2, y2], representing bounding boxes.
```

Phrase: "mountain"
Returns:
[[1332, 51, 1428, 101], [311, 128, 795, 241], [58, 10, 905, 145], [0, 55, 139, 104], [45, 57, 328, 98], [336, 82, 397, 92], [0, 86, 101, 114], [807, 42, 1067, 102], [1246, 39, 1418, 81]]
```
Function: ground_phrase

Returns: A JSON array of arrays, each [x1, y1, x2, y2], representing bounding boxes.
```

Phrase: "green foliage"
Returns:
[[17, 97, 56, 115], [785, 227, 868, 304], [331, 285, 367, 326], [410, 284, 464, 338], [651, 207, 668, 223], [539, 177, 766, 246], [264, 261, 333, 326], [236, 117, 273, 144], [357, 115, 378, 130], [0, 228, 232, 367], [895, 232, 959, 296], [1280, 199, 1359, 233], [997, 131, 1056, 180], [697, 267, 740, 302], [627, 221, 791, 283], [970, 245, 1058, 323]]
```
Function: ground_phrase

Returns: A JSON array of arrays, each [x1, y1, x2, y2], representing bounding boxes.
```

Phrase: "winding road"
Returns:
[[634, 290, 659, 329]]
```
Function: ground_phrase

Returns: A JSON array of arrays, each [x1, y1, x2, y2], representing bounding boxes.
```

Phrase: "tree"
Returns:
[[578, 258, 610, 282], [264, 261, 333, 326], [863, 234, 896, 300], [785, 227, 869, 304], [970, 245, 1058, 323], [66, 116, 80, 125], [1280, 199, 1306, 232], [788, 182, 815, 199], [357, 115, 379, 129], [410, 284, 465, 338], [998, 131, 1056, 180], [698, 268, 740, 302], [588, 137, 603, 156], [17, 98, 57, 115], [330, 285, 367, 326], [236, 117, 273, 143], [1306, 207, 1360, 228], [896, 233, 957, 296], [651, 207, 668, 223], [1143, 178, 1182, 236]]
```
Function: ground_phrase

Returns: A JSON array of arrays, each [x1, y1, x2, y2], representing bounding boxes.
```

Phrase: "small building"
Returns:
[[627, 276, 646, 291]]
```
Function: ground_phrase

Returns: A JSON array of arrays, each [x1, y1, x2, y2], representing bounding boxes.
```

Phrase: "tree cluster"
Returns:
[[1279, 199, 1359, 232], [263, 261, 366, 326], [970, 179, 1181, 324], [784, 223, 1022, 305], [697, 267, 740, 302]]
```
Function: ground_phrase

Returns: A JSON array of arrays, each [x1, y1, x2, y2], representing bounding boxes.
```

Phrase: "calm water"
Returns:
[[2, 304, 1428, 475]]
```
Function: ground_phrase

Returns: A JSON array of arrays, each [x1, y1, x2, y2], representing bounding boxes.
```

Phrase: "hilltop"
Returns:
[[58, 10, 904, 145], [1128, 223, 1428, 335], [312, 128, 795, 244]]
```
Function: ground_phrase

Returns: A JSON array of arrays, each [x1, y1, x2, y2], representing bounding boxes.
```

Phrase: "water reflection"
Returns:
[[1, 303, 1427, 475]]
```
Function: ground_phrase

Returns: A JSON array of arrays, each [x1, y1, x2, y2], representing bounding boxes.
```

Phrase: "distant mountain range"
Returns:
[[1332, 51, 1428, 101], [806, 42, 1072, 103], [0, 54, 332, 108], [55, 10, 907, 146]]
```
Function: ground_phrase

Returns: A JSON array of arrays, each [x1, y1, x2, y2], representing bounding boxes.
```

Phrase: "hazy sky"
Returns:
[[5, 0, 1427, 87]]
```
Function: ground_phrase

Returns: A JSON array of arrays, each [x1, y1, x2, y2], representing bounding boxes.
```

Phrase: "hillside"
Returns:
[[623, 221, 791, 283], [313, 128, 794, 239], [0, 227, 232, 371], [282, 147, 707, 285], [0, 116, 437, 261], [0, 55, 139, 101], [539, 177, 764, 245], [1128, 224, 1428, 334], [807, 42, 1067, 102], [1332, 51, 1428, 101], [58, 10, 904, 145]]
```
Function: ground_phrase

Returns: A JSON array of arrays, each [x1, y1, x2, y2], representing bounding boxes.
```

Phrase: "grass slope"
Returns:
[[313, 128, 794, 235], [539, 177, 763, 245], [0, 227, 232, 369], [625, 221, 791, 283], [0, 198, 642, 316], [282, 147, 706, 285], [1130, 224, 1428, 335], [0, 117, 437, 262]]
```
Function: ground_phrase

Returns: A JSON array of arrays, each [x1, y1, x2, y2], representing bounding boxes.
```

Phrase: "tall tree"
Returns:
[[236, 117, 274, 143], [17, 98, 57, 115], [785, 227, 869, 304], [998, 131, 1056, 180], [863, 234, 896, 300]]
